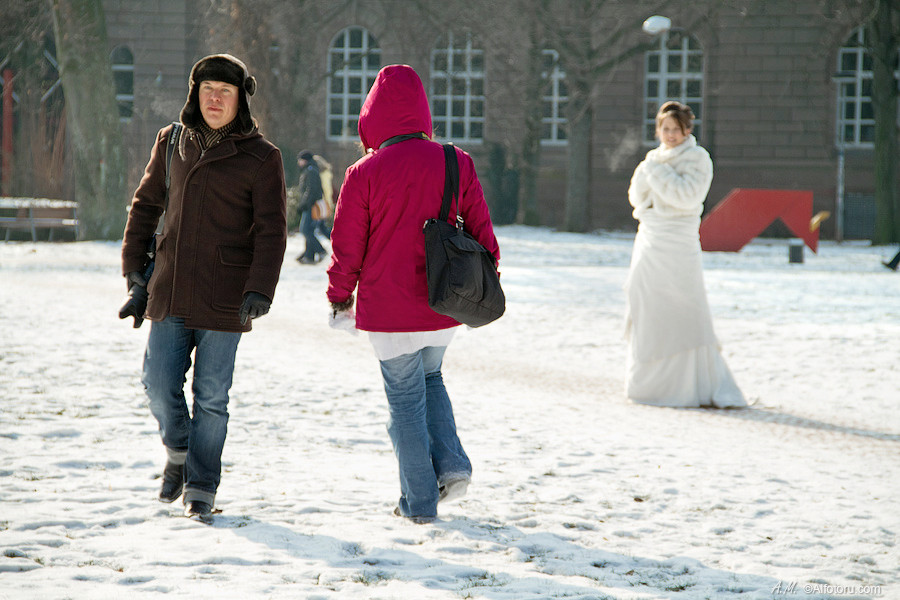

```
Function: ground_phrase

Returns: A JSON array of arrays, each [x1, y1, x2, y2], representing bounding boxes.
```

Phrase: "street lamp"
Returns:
[[642, 15, 672, 36]]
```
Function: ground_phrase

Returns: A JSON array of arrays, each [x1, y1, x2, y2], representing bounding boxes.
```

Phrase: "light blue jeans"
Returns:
[[379, 346, 471, 518], [142, 316, 241, 506]]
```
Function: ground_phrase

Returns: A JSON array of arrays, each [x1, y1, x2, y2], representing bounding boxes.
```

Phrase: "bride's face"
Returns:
[[657, 116, 691, 149]]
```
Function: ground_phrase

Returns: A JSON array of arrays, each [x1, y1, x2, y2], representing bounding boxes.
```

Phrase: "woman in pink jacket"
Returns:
[[327, 64, 500, 523]]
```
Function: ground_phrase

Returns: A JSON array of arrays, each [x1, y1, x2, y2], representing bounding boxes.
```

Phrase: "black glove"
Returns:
[[239, 292, 271, 325], [119, 281, 149, 328], [330, 294, 354, 318], [125, 270, 148, 289]]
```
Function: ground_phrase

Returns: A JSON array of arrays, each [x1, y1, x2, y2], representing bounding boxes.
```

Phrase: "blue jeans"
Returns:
[[300, 209, 326, 259], [379, 346, 471, 518], [142, 316, 241, 506], [315, 218, 332, 240]]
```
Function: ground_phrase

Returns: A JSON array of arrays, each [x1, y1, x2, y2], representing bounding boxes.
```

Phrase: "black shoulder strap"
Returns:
[[156, 122, 183, 235], [380, 131, 428, 149], [440, 143, 460, 224], [165, 122, 183, 197]]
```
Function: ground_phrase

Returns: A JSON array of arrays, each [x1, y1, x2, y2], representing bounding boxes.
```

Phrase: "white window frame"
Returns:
[[540, 49, 567, 146], [326, 26, 381, 142], [835, 27, 878, 149], [643, 33, 704, 144], [429, 32, 485, 143], [110, 46, 134, 122]]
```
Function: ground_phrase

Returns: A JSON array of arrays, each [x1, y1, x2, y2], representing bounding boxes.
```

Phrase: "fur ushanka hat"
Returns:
[[180, 54, 257, 133]]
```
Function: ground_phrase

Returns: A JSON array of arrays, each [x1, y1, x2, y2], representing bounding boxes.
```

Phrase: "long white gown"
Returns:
[[624, 136, 746, 408]]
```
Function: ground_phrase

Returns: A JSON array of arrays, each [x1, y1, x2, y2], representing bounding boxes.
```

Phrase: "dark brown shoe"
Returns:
[[392, 505, 435, 524], [184, 500, 213, 523], [158, 462, 184, 503]]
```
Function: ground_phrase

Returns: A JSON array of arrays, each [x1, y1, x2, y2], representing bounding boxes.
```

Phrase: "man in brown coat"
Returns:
[[120, 54, 287, 522]]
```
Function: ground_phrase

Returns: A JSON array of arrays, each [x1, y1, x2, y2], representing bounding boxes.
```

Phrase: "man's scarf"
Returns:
[[196, 118, 238, 150]]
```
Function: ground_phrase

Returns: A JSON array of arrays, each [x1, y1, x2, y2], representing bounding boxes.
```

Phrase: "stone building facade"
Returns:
[[101, 0, 887, 239], [101, 0, 198, 188]]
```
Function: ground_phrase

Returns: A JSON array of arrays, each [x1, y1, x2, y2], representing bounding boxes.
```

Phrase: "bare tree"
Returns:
[[197, 0, 732, 233], [869, 0, 900, 243], [1, 1, 66, 200], [468, 5, 550, 226], [446, 0, 690, 231], [200, 0, 279, 136], [822, 0, 900, 243], [48, 0, 127, 239], [536, 0, 698, 232], [199, 0, 360, 163], [426, 0, 546, 225]]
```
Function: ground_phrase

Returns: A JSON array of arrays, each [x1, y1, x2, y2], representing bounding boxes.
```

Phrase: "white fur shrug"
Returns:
[[627, 135, 713, 220]]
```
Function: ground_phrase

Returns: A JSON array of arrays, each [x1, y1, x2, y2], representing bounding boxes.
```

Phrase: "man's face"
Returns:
[[198, 80, 239, 130]]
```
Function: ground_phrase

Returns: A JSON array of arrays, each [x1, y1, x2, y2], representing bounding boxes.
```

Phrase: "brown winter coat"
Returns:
[[122, 124, 287, 332]]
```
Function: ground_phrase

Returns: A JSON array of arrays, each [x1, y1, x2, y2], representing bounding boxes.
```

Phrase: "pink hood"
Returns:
[[358, 65, 433, 151]]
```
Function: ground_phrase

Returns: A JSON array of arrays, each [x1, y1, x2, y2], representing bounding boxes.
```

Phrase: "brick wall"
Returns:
[[102, 0, 195, 196], [100, 0, 881, 239]]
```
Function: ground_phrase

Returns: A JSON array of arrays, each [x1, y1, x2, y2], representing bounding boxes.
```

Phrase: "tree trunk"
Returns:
[[870, 0, 900, 244], [49, 0, 126, 240], [518, 23, 545, 226], [519, 131, 542, 225], [564, 88, 592, 232]]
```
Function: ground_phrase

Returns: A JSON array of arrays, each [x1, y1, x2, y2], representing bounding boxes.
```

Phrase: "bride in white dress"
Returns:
[[624, 101, 746, 408]]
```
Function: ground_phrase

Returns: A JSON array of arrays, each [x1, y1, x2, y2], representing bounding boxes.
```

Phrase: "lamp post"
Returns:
[[832, 69, 852, 244]]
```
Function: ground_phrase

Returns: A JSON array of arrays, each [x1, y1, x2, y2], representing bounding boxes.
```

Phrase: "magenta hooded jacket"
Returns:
[[326, 64, 500, 332]]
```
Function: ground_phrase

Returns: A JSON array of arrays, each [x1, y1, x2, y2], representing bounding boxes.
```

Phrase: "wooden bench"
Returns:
[[0, 198, 79, 241]]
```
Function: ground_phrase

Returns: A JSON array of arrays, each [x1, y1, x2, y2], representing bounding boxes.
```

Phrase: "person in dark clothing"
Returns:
[[296, 150, 327, 264], [120, 54, 287, 522]]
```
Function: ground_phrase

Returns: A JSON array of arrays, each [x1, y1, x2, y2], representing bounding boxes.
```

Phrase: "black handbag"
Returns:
[[423, 144, 505, 327]]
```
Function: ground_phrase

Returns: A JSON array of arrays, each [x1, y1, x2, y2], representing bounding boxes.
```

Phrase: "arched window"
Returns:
[[541, 49, 567, 145], [110, 46, 134, 120], [430, 32, 485, 143], [836, 27, 876, 148], [643, 33, 703, 143], [327, 26, 381, 141]]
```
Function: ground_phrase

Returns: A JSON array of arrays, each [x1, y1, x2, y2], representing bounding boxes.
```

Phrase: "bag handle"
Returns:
[[440, 143, 460, 226]]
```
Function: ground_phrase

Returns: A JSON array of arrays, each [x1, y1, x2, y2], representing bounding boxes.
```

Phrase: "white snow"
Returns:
[[1, 226, 898, 600]]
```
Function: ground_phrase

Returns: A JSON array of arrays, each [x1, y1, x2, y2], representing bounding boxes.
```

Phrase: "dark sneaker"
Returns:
[[158, 462, 184, 503], [438, 477, 469, 503], [184, 500, 214, 523]]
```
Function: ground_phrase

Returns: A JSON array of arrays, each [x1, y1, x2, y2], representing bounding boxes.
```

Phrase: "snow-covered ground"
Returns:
[[1, 226, 897, 600]]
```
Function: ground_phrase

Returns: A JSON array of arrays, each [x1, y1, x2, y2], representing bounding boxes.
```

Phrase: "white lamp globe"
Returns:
[[642, 15, 672, 35]]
